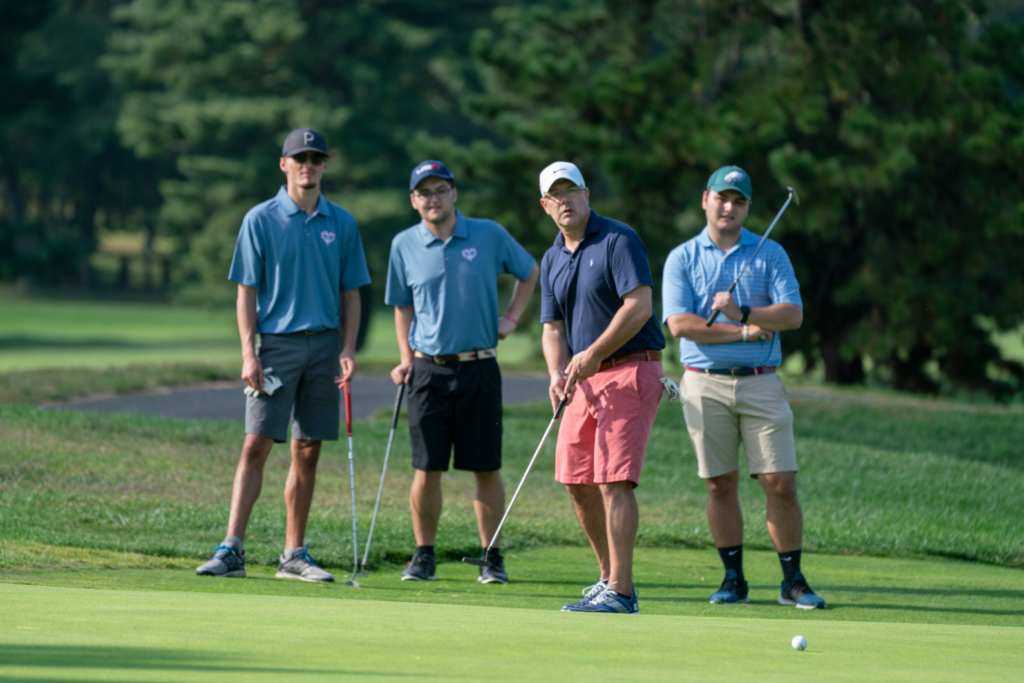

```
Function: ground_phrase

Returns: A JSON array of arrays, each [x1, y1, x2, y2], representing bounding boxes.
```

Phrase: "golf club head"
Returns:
[[461, 557, 493, 568], [787, 186, 800, 205], [343, 579, 361, 587]]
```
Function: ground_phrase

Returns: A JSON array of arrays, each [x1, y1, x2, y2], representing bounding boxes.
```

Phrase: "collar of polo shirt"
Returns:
[[276, 186, 332, 218], [417, 209, 468, 245], [553, 211, 602, 249], [696, 225, 759, 252]]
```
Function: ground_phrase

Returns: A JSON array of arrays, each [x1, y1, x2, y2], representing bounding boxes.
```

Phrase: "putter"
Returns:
[[463, 398, 567, 569], [360, 383, 405, 573], [706, 186, 800, 326], [342, 381, 360, 587]]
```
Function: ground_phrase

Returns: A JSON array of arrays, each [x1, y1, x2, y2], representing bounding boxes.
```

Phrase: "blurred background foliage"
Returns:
[[2, 0, 1024, 397]]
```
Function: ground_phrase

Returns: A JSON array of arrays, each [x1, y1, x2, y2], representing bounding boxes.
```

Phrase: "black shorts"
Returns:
[[407, 357, 502, 472]]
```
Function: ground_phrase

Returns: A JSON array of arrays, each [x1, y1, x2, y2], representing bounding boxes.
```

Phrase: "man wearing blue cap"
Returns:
[[386, 160, 539, 584], [662, 165, 825, 609], [196, 127, 371, 583]]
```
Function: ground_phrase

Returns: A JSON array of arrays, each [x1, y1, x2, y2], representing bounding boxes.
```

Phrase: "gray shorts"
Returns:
[[245, 329, 341, 443]]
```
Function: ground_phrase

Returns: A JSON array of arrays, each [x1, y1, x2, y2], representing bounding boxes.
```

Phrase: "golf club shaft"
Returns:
[[705, 191, 794, 327], [344, 381, 358, 574], [482, 399, 567, 554], [361, 383, 404, 568]]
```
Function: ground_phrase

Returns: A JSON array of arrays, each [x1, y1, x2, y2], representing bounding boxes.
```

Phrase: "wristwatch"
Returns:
[[740, 305, 751, 324]]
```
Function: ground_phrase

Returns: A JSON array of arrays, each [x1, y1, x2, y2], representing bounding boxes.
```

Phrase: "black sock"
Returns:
[[417, 545, 434, 557], [779, 549, 801, 583], [717, 545, 744, 579], [485, 547, 501, 561]]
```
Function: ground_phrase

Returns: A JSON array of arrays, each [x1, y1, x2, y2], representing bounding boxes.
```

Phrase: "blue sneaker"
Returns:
[[196, 545, 246, 578], [563, 585, 639, 614], [560, 579, 608, 611], [709, 569, 749, 604], [779, 572, 826, 609]]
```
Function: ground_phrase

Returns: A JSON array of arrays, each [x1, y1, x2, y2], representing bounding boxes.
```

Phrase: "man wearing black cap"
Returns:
[[385, 160, 539, 584], [196, 127, 371, 582]]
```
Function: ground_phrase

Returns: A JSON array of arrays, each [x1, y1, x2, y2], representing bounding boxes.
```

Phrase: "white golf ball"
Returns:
[[792, 635, 807, 651]]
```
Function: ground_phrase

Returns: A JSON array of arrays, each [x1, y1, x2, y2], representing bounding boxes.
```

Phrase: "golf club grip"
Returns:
[[343, 381, 353, 435], [391, 384, 405, 430], [705, 282, 738, 327], [554, 398, 567, 420]]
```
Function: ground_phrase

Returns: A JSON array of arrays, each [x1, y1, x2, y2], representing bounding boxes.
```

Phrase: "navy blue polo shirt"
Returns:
[[540, 211, 665, 359]]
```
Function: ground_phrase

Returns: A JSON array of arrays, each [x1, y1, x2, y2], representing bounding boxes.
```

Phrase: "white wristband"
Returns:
[[742, 324, 749, 342]]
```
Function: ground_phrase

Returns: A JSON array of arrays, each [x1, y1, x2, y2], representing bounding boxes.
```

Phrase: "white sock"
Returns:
[[223, 536, 243, 552], [283, 546, 304, 559]]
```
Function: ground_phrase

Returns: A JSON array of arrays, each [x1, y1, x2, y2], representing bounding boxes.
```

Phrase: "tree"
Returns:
[[106, 0, 504, 306], [417, 0, 1024, 394]]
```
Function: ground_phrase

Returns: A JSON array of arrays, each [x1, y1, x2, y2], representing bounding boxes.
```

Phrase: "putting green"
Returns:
[[0, 583, 1020, 682]]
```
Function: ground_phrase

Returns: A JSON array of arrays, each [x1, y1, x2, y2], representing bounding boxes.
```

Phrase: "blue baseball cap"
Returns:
[[707, 165, 752, 200], [409, 160, 455, 190]]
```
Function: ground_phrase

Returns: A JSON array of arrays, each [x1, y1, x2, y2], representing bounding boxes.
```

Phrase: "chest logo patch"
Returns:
[[461, 247, 477, 262], [320, 230, 336, 245], [589, 259, 593, 267]]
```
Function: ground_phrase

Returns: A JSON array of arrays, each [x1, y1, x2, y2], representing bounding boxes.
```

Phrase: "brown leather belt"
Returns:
[[414, 348, 496, 365], [686, 365, 776, 377], [598, 350, 662, 372]]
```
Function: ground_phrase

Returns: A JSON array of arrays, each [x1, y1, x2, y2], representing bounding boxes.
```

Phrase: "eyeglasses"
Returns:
[[291, 152, 327, 165], [543, 187, 585, 202], [412, 187, 453, 200]]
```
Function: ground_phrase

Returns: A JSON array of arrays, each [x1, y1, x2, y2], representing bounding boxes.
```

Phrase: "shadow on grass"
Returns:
[[0, 644, 427, 677], [820, 585, 1024, 600]]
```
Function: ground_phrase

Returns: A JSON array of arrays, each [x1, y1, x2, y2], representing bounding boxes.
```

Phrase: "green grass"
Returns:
[[2, 392, 1022, 569], [1, 578, 1020, 682], [0, 296, 541, 372]]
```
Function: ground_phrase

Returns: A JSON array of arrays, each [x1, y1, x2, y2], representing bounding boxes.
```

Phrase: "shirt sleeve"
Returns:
[[767, 243, 802, 307], [339, 217, 372, 291], [609, 230, 654, 298], [495, 224, 536, 281], [661, 247, 696, 322], [539, 251, 562, 323], [228, 213, 263, 288], [384, 240, 413, 307]]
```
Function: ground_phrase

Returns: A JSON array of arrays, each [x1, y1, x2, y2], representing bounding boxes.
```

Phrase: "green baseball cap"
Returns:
[[707, 165, 752, 200]]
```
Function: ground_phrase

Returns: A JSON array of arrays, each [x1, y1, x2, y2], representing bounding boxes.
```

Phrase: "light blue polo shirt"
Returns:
[[385, 210, 536, 356], [662, 226, 801, 369], [228, 187, 371, 334]]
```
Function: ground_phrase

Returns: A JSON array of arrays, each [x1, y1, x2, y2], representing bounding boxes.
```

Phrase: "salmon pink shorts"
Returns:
[[555, 360, 664, 488]]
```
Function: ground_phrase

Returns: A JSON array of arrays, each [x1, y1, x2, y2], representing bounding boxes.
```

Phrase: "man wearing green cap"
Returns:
[[661, 165, 826, 609]]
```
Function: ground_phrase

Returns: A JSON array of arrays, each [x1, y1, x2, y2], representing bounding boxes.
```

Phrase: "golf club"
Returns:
[[463, 398, 567, 569], [342, 380, 360, 587], [360, 383, 405, 573], [706, 186, 800, 326]]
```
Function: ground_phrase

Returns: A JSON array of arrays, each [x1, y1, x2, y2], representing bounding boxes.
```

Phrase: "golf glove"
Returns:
[[243, 368, 283, 397], [659, 377, 680, 402]]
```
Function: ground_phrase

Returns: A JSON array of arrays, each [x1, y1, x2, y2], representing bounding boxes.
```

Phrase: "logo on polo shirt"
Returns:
[[320, 230, 336, 245], [589, 259, 593, 267], [416, 163, 441, 174], [461, 247, 477, 262], [724, 170, 745, 183]]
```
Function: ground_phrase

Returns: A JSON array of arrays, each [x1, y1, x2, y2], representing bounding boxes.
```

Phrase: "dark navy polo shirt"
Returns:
[[540, 211, 665, 360]]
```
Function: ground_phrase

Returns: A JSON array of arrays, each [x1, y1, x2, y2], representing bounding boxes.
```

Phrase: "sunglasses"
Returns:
[[290, 152, 327, 165]]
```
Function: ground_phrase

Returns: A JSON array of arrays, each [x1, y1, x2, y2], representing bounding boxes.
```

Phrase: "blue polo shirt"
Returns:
[[540, 211, 665, 360], [385, 210, 536, 356], [661, 226, 802, 369], [228, 187, 371, 334]]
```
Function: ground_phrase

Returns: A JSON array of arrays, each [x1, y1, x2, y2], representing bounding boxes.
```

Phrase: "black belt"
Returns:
[[686, 366, 776, 377]]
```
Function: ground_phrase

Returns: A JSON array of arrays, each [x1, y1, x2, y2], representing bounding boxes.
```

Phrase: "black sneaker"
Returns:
[[779, 571, 826, 609], [478, 553, 508, 584], [196, 545, 246, 578], [709, 568, 749, 604], [401, 552, 436, 581]]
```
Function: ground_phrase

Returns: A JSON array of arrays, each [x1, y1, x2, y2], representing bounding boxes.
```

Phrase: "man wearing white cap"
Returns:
[[538, 162, 667, 613]]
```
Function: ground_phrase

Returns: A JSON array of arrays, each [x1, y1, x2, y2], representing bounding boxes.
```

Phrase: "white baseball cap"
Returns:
[[539, 161, 586, 195]]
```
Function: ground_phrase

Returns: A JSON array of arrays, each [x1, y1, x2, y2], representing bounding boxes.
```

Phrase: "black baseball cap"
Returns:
[[281, 127, 329, 158], [409, 160, 454, 191]]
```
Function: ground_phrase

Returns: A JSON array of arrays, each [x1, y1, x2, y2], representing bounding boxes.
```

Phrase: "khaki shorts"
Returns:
[[680, 371, 797, 479]]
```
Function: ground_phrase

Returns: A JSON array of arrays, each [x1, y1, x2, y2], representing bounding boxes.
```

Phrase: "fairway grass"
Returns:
[[1, 581, 1020, 682]]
